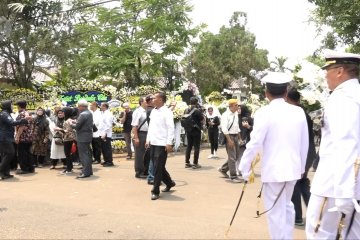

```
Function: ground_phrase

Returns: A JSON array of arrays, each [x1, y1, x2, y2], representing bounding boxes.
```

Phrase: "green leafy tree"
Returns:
[[309, 0, 360, 52], [0, 0, 91, 88], [183, 12, 269, 95], [270, 56, 291, 72], [63, 0, 199, 89]]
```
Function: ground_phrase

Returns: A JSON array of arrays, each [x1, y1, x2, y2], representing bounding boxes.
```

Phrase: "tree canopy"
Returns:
[[183, 12, 269, 96], [309, 0, 360, 52]]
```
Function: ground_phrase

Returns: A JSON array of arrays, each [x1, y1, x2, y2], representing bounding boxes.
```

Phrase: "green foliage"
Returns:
[[0, 0, 92, 88], [184, 12, 269, 96], [63, 0, 199, 89], [0, 88, 42, 110], [309, 0, 360, 51], [205, 91, 225, 103]]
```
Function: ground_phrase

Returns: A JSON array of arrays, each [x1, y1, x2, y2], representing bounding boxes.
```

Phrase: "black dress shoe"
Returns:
[[76, 174, 90, 179], [16, 170, 30, 175], [1, 174, 14, 180], [135, 173, 147, 179], [147, 180, 154, 185], [103, 163, 114, 167], [151, 193, 159, 200], [162, 181, 176, 192]]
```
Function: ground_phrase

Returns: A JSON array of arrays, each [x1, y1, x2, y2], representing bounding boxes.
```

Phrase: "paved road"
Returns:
[[0, 146, 308, 239]]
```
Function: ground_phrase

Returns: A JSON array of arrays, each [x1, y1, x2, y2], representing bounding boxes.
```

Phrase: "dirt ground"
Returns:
[[0, 146, 308, 239]]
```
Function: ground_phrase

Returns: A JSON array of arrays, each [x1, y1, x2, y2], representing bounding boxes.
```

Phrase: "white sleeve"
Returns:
[[166, 110, 175, 145], [300, 111, 309, 174]]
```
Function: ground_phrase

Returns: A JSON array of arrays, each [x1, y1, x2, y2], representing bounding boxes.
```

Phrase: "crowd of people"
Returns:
[[0, 50, 359, 239]]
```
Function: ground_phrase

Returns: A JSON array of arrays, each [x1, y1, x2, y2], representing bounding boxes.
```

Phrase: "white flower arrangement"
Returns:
[[178, 81, 199, 96], [294, 60, 329, 108]]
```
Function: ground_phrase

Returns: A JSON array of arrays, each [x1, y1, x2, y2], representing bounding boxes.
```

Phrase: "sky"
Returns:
[[188, 0, 322, 65]]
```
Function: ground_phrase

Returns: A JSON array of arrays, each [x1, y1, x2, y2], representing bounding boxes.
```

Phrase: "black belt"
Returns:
[[139, 131, 147, 133]]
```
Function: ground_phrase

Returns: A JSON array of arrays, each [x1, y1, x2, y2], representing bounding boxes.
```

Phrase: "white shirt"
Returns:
[[221, 109, 240, 134], [131, 106, 148, 131], [239, 98, 309, 182], [91, 109, 102, 138], [311, 79, 360, 199], [146, 105, 174, 146], [98, 109, 113, 138]]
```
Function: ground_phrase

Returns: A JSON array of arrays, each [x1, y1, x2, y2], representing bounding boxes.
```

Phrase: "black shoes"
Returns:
[[76, 174, 90, 179], [103, 162, 114, 167], [135, 173, 147, 179], [151, 193, 159, 200], [16, 170, 33, 175], [147, 180, 154, 185], [185, 163, 192, 168], [162, 181, 176, 192], [192, 164, 201, 169], [1, 174, 14, 180]]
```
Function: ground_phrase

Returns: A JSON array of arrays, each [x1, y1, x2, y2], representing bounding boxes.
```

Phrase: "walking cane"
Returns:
[[225, 181, 248, 237]]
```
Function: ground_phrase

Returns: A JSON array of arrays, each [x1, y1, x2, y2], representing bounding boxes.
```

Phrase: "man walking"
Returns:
[[239, 72, 309, 239], [146, 92, 175, 200], [218, 99, 243, 182], [72, 100, 93, 178], [132, 96, 148, 178], [306, 50, 360, 240]]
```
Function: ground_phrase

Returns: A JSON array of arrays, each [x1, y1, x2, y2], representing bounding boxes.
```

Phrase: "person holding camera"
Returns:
[[206, 106, 220, 159], [184, 97, 204, 169], [120, 102, 133, 159]]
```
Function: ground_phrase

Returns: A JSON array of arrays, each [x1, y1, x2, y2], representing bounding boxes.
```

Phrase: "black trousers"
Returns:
[[64, 141, 74, 172], [10, 143, 18, 170], [101, 137, 113, 164], [185, 128, 201, 165], [92, 137, 101, 163], [208, 128, 219, 154], [17, 142, 34, 172], [134, 132, 147, 174], [151, 145, 173, 195], [291, 177, 311, 221], [0, 142, 15, 176]]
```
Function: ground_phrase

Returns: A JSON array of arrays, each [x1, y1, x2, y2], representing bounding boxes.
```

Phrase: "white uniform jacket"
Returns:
[[91, 109, 102, 138], [98, 110, 113, 139], [239, 98, 309, 182], [311, 78, 360, 199]]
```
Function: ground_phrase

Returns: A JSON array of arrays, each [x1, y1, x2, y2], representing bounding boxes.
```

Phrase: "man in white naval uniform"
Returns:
[[306, 50, 360, 240], [239, 72, 309, 239]]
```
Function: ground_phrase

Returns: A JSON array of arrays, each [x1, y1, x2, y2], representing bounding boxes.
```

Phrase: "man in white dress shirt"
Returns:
[[239, 72, 309, 239], [98, 102, 114, 167], [131, 96, 149, 178], [306, 50, 360, 240], [145, 92, 176, 200], [90, 102, 102, 164]]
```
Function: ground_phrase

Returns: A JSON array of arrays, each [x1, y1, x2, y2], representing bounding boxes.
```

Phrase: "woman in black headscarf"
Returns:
[[31, 107, 50, 168]]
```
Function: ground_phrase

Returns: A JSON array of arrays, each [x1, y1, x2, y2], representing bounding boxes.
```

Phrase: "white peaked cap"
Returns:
[[261, 72, 292, 84], [322, 49, 360, 69]]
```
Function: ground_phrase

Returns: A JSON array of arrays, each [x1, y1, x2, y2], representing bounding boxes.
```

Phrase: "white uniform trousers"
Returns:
[[263, 180, 296, 240], [306, 194, 360, 240]]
